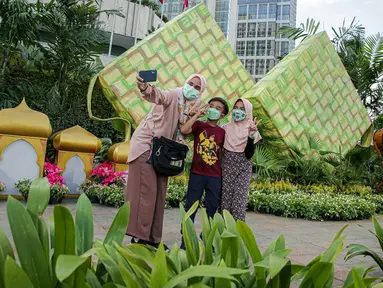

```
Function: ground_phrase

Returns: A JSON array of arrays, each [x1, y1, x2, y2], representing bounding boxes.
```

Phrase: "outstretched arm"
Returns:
[[137, 76, 173, 106]]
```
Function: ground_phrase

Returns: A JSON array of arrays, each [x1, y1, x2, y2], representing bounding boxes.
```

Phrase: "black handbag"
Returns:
[[151, 136, 189, 176]]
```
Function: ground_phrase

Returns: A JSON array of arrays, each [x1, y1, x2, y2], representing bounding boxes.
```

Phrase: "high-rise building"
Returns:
[[155, 0, 297, 82], [236, 0, 297, 82]]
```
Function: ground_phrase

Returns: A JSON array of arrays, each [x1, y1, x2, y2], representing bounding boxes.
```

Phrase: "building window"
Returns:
[[218, 22, 228, 33], [171, 3, 180, 13], [245, 59, 255, 75], [248, 5, 257, 20], [267, 22, 276, 37], [258, 4, 267, 19], [276, 23, 289, 38], [268, 4, 277, 18], [216, 1, 229, 11], [281, 41, 289, 56], [236, 41, 246, 56], [247, 23, 257, 38], [282, 5, 290, 20], [256, 40, 266, 56], [266, 59, 275, 72], [267, 40, 275, 56], [215, 11, 228, 22], [238, 5, 247, 20], [255, 59, 265, 75], [237, 23, 247, 38], [257, 22, 267, 37], [246, 41, 256, 56]]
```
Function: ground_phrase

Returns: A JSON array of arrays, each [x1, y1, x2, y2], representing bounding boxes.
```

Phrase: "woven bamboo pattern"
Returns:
[[96, 3, 253, 129], [91, 4, 372, 156], [244, 32, 372, 155]]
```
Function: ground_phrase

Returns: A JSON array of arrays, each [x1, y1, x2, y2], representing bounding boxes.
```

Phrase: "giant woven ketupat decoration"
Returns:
[[245, 31, 373, 155], [88, 3, 253, 132], [88, 3, 373, 156]]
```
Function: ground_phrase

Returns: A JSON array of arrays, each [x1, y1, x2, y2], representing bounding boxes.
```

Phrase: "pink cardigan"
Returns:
[[128, 85, 181, 163]]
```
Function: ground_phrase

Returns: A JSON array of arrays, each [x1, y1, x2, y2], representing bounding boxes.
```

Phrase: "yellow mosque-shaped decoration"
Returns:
[[53, 125, 102, 180], [108, 140, 130, 173], [0, 98, 52, 197]]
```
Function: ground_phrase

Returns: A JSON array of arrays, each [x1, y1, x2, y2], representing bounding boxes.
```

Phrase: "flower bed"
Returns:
[[80, 162, 127, 207], [14, 161, 69, 202], [165, 178, 383, 221]]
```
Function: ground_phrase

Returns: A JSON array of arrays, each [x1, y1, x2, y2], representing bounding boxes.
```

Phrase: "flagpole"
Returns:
[[108, 0, 117, 56], [134, 0, 142, 45]]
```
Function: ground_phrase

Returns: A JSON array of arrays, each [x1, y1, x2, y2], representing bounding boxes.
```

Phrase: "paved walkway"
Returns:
[[1, 199, 382, 286]]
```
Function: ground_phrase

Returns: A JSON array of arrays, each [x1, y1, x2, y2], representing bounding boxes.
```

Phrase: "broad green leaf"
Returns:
[[150, 243, 168, 288], [4, 256, 34, 288], [163, 266, 247, 288], [6, 196, 51, 288], [352, 267, 366, 288], [344, 264, 365, 288], [86, 269, 102, 288], [49, 216, 55, 249], [299, 262, 333, 288], [0, 228, 14, 288], [223, 210, 237, 235], [178, 249, 189, 272], [183, 201, 199, 222], [56, 255, 89, 282], [267, 260, 292, 288], [345, 244, 383, 269], [95, 245, 124, 285], [269, 254, 289, 279], [204, 222, 218, 265], [214, 260, 232, 288], [117, 246, 152, 272], [236, 221, 262, 263], [128, 244, 156, 265], [374, 284, 383, 288], [372, 216, 383, 251], [332, 225, 348, 243], [54, 205, 76, 257], [37, 218, 49, 262], [221, 230, 239, 268], [104, 202, 130, 246], [322, 235, 346, 263], [26, 177, 50, 217], [201, 208, 211, 243], [183, 217, 199, 266], [118, 260, 141, 288], [275, 234, 286, 251], [76, 194, 94, 255]]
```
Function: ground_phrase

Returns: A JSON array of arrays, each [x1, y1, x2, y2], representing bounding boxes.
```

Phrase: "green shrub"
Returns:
[[98, 184, 125, 208], [14, 178, 32, 200]]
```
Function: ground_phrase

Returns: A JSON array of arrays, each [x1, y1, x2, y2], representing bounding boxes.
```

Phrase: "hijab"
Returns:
[[175, 74, 206, 143], [223, 98, 262, 152]]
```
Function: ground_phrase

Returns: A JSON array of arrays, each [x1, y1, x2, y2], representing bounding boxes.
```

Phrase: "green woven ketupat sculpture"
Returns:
[[246, 31, 373, 155], [88, 3, 372, 156]]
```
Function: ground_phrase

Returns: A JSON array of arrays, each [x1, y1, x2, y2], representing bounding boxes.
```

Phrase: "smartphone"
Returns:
[[139, 70, 157, 83]]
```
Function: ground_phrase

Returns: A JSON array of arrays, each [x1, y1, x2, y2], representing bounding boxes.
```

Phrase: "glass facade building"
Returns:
[[154, 0, 297, 82]]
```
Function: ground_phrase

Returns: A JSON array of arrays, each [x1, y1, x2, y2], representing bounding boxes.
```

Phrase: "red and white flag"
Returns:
[[159, 0, 164, 3], [182, 0, 188, 11]]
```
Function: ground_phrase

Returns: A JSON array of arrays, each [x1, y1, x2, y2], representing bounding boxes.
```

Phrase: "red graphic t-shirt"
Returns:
[[190, 121, 225, 177]]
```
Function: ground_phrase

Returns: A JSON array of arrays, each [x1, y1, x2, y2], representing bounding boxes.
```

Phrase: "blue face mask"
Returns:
[[232, 109, 246, 122], [206, 108, 221, 120], [182, 83, 199, 100]]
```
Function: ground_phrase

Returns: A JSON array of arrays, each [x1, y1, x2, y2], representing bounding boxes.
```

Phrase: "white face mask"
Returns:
[[182, 83, 199, 100]]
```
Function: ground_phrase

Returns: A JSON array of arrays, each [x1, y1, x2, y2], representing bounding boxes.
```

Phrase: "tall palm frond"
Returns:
[[363, 33, 383, 69], [331, 17, 365, 54], [278, 18, 320, 41]]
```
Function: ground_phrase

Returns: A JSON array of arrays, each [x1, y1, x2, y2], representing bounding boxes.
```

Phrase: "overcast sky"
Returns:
[[296, 0, 383, 39]]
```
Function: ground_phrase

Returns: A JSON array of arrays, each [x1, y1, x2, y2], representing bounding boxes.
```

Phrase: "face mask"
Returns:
[[182, 83, 199, 100], [232, 109, 246, 122], [206, 108, 221, 120]]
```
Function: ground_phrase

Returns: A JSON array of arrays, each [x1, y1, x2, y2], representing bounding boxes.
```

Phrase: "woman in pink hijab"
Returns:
[[220, 98, 262, 221], [126, 74, 206, 249]]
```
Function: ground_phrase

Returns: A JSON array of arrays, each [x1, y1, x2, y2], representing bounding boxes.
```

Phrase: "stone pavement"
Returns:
[[1, 199, 382, 286]]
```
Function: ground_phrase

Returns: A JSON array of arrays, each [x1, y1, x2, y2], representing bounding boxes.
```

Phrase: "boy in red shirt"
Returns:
[[179, 97, 229, 247]]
